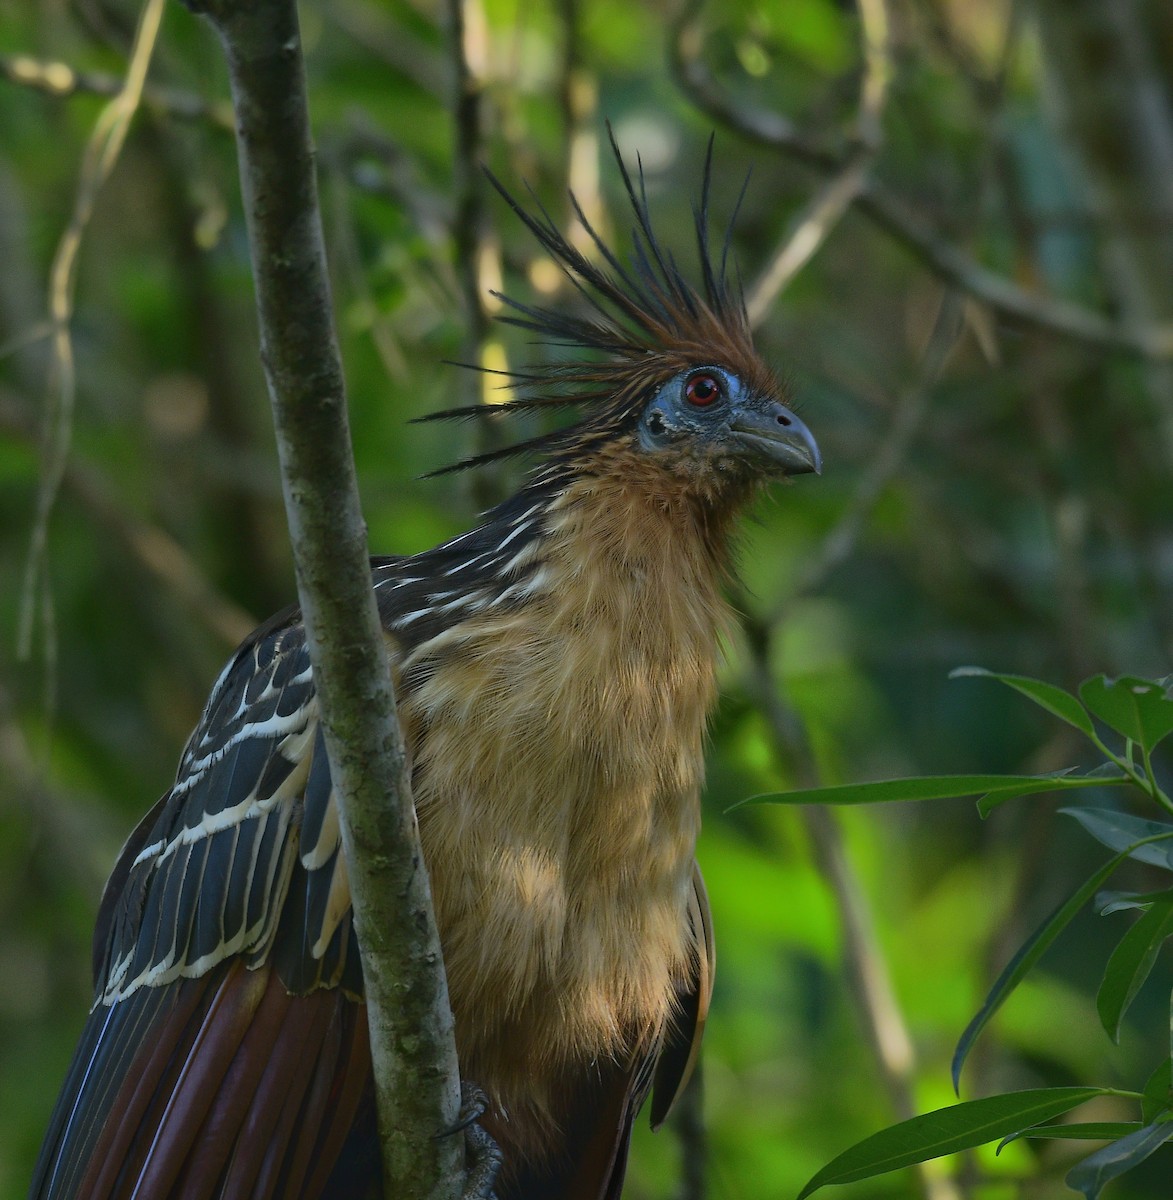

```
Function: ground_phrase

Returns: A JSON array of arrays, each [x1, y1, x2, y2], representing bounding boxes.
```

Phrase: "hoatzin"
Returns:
[[31, 143, 819, 1199]]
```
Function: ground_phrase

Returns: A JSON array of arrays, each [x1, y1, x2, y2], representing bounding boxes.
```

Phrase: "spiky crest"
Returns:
[[418, 128, 774, 477]]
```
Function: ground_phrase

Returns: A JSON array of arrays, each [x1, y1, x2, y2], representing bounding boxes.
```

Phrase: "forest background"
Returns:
[[1, 0, 1172, 1197]]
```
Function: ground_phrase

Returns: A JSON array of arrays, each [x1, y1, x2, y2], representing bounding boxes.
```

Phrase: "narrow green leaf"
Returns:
[[1141, 1057, 1172, 1124], [976, 765, 1127, 817], [1079, 675, 1173, 754], [1065, 1119, 1173, 1199], [795, 1088, 1106, 1199], [739, 775, 1052, 808], [1063, 808, 1173, 871], [1097, 897, 1173, 1041], [999, 1122, 1143, 1150], [953, 854, 1128, 1091], [952, 667, 1095, 738], [740, 771, 1120, 812]]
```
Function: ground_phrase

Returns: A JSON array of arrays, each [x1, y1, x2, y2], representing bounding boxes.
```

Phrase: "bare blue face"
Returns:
[[638, 366, 821, 477]]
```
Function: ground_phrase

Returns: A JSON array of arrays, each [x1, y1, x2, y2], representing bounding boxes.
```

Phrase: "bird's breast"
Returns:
[[395, 478, 729, 1128]]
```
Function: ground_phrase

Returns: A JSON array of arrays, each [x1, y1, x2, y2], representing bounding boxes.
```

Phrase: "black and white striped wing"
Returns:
[[94, 609, 363, 1004], [31, 610, 371, 1200]]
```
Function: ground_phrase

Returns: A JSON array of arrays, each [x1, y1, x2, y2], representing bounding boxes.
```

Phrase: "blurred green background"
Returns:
[[1, 0, 1171, 1196]]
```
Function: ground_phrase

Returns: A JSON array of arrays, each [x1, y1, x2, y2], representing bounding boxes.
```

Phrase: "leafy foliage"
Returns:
[[761, 670, 1173, 1197]]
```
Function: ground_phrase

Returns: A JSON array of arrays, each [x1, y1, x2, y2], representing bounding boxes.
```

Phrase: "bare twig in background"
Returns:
[[324, 121, 455, 247], [557, 0, 606, 259], [747, 152, 872, 330], [0, 683, 119, 900], [0, 391, 256, 649], [0, 51, 233, 130], [740, 617, 963, 1200], [330, 0, 448, 99], [746, 0, 890, 326], [741, 200, 968, 1196], [1035, 0, 1173, 462], [772, 288, 965, 618], [670, 0, 1173, 359], [329, 172, 412, 383], [189, 0, 463, 1195], [450, 0, 512, 509], [450, 0, 493, 380], [17, 0, 166, 679]]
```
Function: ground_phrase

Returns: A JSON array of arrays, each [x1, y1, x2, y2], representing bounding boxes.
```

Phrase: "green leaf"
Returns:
[[1063, 808, 1173, 870], [976, 764, 1127, 817], [1141, 1057, 1172, 1124], [1065, 1119, 1173, 1199], [740, 771, 1121, 812], [999, 1122, 1143, 1149], [1079, 675, 1173, 754], [795, 1088, 1107, 1199], [1097, 897, 1173, 1041], [953, 854, 1129, 1091], [951, 667, 1095, 738]]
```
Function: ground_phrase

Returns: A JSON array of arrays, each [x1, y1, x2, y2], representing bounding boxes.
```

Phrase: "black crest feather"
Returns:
[[420, 126, 762, 477]]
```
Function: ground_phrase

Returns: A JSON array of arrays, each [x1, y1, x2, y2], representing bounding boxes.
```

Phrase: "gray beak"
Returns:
[[730, 403, 822, 476]]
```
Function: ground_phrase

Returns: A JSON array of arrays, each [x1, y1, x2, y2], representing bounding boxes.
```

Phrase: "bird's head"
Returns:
[[638, 365, 819, 482], [423, 132, 819, 513]]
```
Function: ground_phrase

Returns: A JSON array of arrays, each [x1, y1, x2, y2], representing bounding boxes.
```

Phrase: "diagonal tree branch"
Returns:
[[745, 0, 891, 328], [670, 0, 1173, 360], [181, 1, 463, 1196], [0, 389, 256, 649]]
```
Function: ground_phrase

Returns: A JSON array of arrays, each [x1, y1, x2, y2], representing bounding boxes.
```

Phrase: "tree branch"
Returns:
[[183, 1, 463, 1196], [0, 389, 256, 649], [18, 0, 166, 679], [670, 0, 1173, 359], [768, 287, 965, 620], [739, 621, 963, 1200], [746, 0, 891, 327], [0, 51, 234, 130]]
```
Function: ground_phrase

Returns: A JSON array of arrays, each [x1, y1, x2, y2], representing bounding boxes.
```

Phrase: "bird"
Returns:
[[30, 136, 820, 1200]]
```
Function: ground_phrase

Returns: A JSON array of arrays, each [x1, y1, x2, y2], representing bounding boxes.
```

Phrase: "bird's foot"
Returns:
[[438, 1082, 502, 1200]]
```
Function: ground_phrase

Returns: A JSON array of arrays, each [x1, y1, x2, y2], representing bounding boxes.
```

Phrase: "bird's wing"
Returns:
[[30, 609, 372, 1200], [650, 860, 714, 1127]]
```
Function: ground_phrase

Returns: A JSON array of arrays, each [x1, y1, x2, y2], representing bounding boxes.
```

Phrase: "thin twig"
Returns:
[[322, 121, 455, 246], [0, 683, 119, 900], [328, 172, 411, 383], [746, 150, 869, 328], [329, 0, 449, 99], [771, 288, 965, 619], [739, 231, 970, 1200], [450, 0, 491, 371], [670, 0, 1173, 359], [450, 0, 511, 509], [17, 0, 167, 670], [558, 0, 606, 260], [740, 620, 963, 1200], [746, 0, 891, 325], [186, 1, 464, 1196], [0, 391, 256, 649], [0, 51, 234, 129]]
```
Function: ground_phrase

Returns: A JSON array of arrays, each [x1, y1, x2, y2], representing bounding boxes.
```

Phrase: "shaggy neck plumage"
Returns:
[[394, 466, 731, 1162]]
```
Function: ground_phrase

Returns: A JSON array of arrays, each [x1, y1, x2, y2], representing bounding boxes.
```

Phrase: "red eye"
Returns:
[[685, 373, 721, 407]]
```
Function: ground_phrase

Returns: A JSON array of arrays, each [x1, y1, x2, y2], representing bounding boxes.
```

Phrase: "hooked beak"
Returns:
[[730, 403, 822, 476]]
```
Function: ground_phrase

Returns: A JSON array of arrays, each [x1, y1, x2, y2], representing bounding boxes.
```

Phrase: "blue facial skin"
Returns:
[[638, 366, 821, 477]]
